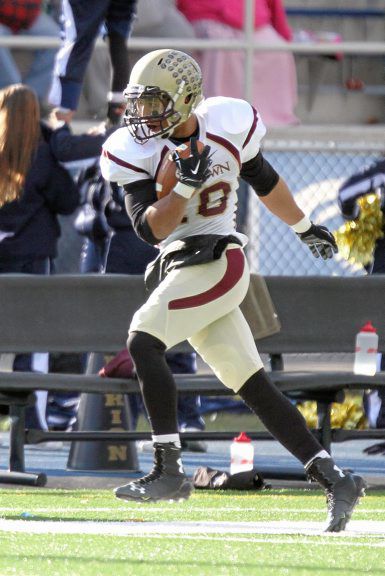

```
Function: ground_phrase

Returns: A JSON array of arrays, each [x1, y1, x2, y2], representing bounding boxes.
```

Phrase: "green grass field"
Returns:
[[0, 488, 384, 576]]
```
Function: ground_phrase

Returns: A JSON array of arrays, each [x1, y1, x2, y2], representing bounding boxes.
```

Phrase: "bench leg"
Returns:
[[9, 404, 25, 472], [269, 353, 284, 371], [0, 404, 47, 486], [317, 401, 332, 453]]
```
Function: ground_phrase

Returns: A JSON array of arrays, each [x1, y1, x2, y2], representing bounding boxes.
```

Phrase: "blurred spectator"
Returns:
[[48, 0, 137, 125], [75, 0, 194, 124], [338, 158, 385, 438], [0, 0, 60, 108], [177, 0, 299, 127], [75, 160, 110, 273], [129, 0, 195, 69], [0, 84, 79, 435], [47, 119, 114, 430], [49, 121, 115, 272]]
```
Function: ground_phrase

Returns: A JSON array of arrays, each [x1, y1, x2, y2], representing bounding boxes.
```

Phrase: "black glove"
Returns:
[[363, 441, 385, 455], [297, 223, 338, 260], [172, 137, 212, 188]]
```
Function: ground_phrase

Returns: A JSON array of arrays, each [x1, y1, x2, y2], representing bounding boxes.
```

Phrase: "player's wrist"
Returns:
[[291, 215, 312, 234], [173, 181, 195, 199]]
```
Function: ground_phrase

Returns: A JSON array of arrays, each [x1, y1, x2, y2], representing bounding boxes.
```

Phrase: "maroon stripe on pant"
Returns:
[[168, 248, 244, 310]]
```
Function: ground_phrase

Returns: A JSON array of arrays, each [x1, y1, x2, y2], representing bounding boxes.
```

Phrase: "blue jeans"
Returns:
[[0, 13, 60, 102], [79, 237, 109, 273], [49, 0, 136, 110]]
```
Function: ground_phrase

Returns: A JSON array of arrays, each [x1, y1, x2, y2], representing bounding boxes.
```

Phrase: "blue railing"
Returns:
[[286, 7, 385, 18]]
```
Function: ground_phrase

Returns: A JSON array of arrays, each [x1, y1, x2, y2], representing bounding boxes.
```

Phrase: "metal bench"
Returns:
[[1, 274, 385, 485]]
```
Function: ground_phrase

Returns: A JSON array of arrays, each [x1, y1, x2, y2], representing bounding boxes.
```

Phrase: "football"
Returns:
[[155, 140, 205, 199]]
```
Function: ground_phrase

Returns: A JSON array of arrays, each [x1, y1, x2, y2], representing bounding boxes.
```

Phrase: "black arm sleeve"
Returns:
[[240, 151, 279, 196], [123, 179, 161, 245]]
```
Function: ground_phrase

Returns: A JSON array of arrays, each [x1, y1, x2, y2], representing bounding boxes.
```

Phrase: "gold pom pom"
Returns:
[[334, 193, 384, 266], [297, 395, 367, 430]]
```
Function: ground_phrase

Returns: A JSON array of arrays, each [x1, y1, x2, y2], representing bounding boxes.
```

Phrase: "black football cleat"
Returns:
[[306, 457, 366, 532], [114, 442, 193, 503]]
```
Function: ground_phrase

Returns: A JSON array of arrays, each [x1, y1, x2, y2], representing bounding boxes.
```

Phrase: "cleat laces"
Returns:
[[133, 447, 164, 488]]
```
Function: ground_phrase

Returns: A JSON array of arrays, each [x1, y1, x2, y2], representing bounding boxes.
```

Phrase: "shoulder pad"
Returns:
[[198, 97, 256, 135], [103, 127, 157, 162]]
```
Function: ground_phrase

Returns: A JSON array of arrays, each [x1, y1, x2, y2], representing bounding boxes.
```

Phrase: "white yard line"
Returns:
[[0, 519, 385, 539], [118, 533, 385, 548], [0, 507, 384, 514]]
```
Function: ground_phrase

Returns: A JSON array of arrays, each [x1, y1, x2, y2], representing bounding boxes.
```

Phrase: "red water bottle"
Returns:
[[230, 432, 254, 475]]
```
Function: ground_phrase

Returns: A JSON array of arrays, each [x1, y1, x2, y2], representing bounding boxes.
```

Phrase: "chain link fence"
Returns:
[[245, 130, 384, 276]]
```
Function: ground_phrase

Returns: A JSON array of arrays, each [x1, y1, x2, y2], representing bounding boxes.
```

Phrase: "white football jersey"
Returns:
[[100, 96, 266, 248]]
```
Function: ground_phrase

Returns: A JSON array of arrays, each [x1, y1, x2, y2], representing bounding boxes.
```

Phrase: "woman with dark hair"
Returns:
[[0, 84, 79, 435]]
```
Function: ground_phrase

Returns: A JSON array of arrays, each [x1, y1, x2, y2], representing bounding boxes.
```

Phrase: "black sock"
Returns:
[[238, 369, 323, 465], [127, 331, 178, 435]]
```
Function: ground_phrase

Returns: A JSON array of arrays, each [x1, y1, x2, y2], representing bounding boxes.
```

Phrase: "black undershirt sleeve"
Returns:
[[123, 179, 160, 245], [240, 151, 279, 196], [123, 152, 278, 243]]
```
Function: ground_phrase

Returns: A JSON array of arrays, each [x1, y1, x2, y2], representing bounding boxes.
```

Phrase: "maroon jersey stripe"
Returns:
[[102, 149, 150, 175], [242, 106, 258, 149], [168, 248, 244, 310], [206, 132, 241, 169], [154, 145, 171, 182]]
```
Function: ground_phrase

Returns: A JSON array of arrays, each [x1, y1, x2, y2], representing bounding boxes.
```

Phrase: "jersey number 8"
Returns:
[[198, 182, 231, 217]]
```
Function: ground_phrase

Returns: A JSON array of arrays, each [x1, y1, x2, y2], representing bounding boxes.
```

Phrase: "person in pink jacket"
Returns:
[[177, 0, 299, 127]]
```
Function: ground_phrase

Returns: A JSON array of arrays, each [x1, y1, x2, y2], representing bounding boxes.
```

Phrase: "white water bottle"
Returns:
[[230, 432, 254, 475], [353, 322, 379, 376]]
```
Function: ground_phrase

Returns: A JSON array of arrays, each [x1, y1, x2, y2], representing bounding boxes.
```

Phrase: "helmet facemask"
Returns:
[[124, 85, 182, 143]]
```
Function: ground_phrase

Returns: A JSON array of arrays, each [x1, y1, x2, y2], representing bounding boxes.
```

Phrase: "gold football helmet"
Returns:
[[123, 49, 203, 143]]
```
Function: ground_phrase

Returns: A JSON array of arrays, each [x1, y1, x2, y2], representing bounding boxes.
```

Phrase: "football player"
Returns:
[[100, 49, 365, 531]]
